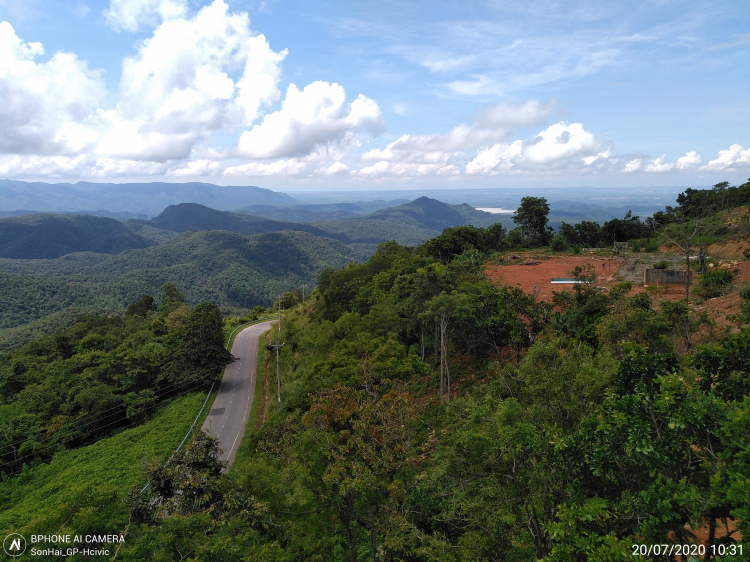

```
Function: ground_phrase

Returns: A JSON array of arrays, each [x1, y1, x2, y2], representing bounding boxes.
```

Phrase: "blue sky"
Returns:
[[0, 0, 748, 191]]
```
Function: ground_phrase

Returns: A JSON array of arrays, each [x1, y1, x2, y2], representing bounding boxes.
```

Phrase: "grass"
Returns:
[[0, 393, 206, 537]]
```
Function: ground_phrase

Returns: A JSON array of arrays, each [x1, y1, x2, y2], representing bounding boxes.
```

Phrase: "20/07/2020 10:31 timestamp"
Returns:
[[632, 543, 743, 558]]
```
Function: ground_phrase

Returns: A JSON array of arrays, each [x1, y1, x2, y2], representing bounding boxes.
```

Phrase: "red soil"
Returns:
[[484, 253, 624, 301]]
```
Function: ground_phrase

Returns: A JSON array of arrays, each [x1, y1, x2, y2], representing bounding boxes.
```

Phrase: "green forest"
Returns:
[[1, 180, 750, 560]]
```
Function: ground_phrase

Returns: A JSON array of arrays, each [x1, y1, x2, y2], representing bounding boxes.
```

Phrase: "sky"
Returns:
[[0, 0, 749, 192]]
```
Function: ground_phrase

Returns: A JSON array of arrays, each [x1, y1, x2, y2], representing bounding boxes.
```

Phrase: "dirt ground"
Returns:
[[484, 253, 624, 301], [484, 249, 750, 342]]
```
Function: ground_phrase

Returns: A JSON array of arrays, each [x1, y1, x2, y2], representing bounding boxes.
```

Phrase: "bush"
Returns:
[[572, 244, 582, 255], [694, 269, 734, 299], [630, 240, 642, 252], [609, 281, 633, 299], [740, 284, 750, 301], [551, 234, 567, 252], [644, 242, 659, 252], [653, 260, 670, 270]]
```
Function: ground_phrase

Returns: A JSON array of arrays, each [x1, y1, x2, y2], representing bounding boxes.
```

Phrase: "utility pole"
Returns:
[[269, 337, 285, 402], [268, 293, 284, 402]]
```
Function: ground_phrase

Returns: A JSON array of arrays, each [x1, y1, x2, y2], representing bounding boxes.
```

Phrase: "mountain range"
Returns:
[[0, 180, 295, 215]]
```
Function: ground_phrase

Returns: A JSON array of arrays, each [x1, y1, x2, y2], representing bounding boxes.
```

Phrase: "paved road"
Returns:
[[202, 321, 273, 466]]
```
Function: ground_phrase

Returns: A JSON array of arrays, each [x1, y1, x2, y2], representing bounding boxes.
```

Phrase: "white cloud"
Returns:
[[316, 162, 350, 176], [0, 153, 168, 178], [223, 158, 307, 177], [644, 155, 673, 172], [101, 0, 286, 161], [676, 151, 701, 170], [465, 122, 598, 175], [699, 144, 750, 171], [167, 159, 221, 176], [473, 99, 556, 129], [393, 103, 407, 116], [362, 99, 555, 166], [237, 82, 383, 159], [105, 0, 187, 32], [583, 150, 612, 165], [0, 21, 105, 156], [622, 158, 642, 172]]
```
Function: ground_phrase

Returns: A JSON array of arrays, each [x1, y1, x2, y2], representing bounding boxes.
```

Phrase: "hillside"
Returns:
[[0, 213, 153, 259], [0, 393, 207, 535], [145, 202, 348, 241], [312, 196, 503, 246], [234, 199, 410, 222], [0, 179, 297, 215], [0, 230, 366, 333], [0, 305, 111, 352]]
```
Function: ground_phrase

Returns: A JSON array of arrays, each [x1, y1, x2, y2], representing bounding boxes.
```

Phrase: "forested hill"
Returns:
[[140, 198, 503, 249], [0, 213, 153, 259], [311, 196, 503, 246], [0, 230, 365, 340], [143, 202, 345, 241]]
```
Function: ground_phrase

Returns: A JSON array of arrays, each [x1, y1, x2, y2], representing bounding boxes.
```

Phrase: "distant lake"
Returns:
[[476, 207, 515, 214]]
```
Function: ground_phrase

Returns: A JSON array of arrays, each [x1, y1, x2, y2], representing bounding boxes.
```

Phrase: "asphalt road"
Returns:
[[202, 320, 274, 466]]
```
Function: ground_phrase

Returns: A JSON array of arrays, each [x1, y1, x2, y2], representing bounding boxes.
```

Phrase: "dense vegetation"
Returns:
[[0, 230, 365, 332], [1, 181, 749, 560], [0, 284, 232, 478], [0, 213, 153, 259], [5, 223, 741, 559]]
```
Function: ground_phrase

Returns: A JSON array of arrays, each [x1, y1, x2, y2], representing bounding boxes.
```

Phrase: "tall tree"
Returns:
[[513, 196, 552, 246]]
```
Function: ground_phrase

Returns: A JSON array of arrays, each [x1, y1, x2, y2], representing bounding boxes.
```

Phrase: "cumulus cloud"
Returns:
[[167, 159, 221, 176], [105, 0, 187, 32], [699, 144, 750, 171], [355, 161, 459, 177], [622, 158, 642, 172], [237, 82, 383, 159], [676, 151, 701, 170], [0, 21, 105, 156], [361, 99, 556, 167], [644, 155, 673, 172], [465, 122, 598, 175], [100, 0, 286, 161], [316, 162, 350, 176], [223, 159, 307, 177]]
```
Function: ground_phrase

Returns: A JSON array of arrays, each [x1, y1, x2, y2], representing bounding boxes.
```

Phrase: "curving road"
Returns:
[[202, 320, 274, 466]]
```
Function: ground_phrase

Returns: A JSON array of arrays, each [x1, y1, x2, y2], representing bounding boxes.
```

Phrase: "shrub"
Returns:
[[572, 244, 582, 255], [694, 269, 734, 299], [737, 283, 750, 301], [630, 240, 642, 252], [609, 281, 634, 299], [653, 260, 670, 270], [551, 234, 567, 252], [644, 242, 659, 252]]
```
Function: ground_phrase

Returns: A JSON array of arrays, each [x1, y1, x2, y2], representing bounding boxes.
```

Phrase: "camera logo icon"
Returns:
[[3, 533, 26, 558]]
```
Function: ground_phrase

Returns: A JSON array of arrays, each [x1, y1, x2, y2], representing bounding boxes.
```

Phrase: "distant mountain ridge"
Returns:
[[234, 199, 410, 222], [0, 180, 296, 215], [0, 213, 153, 259], [311, 196, 502, 246], [143, 198, 502, 248]]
